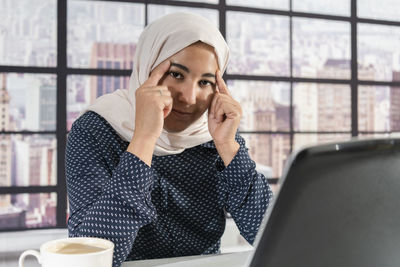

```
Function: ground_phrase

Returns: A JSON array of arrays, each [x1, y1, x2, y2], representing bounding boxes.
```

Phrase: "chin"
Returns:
[[164, 124, 189, 133]]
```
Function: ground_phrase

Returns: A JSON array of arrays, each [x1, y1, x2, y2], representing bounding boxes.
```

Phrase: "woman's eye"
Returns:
[[169, 71, 183, 79], [199, 80, 214, 87]]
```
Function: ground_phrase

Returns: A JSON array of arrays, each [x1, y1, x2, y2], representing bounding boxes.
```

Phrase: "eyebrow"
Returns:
[[170, 62, 216, 79]]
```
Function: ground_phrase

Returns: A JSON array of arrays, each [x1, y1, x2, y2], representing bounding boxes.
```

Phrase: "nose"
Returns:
[[177, 81, 196, 105]]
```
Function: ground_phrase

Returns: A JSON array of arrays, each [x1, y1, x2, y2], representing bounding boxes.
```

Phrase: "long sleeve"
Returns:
[[66, 122, 157, 267], [216, 135, 273, 245]]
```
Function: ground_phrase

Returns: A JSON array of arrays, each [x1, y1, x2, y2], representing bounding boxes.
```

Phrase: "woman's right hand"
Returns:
[[127, 61, 172, 165]]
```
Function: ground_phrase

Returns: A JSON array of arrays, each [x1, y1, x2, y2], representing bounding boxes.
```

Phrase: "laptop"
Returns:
[[157, 138, 400, 267]]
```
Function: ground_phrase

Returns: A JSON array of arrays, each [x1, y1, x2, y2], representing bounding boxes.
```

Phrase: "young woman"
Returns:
[[66, 12, 272, 267]]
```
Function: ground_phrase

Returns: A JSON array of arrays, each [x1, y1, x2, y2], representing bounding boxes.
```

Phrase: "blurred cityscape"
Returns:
[[0, 0, 400, 230], [0, 72, 57, 229], [0, 0, 56, 67]]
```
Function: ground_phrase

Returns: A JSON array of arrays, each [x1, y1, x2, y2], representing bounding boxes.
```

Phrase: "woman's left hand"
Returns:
[[208, 70, 242, 166]]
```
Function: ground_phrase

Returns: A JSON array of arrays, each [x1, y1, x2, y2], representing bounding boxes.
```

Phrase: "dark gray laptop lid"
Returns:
[[250, 138, 400, 267]]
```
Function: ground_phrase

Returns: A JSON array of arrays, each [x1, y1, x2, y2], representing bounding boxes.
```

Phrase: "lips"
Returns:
[[172, 109, 192, 115], [171, 109, 193, 119]]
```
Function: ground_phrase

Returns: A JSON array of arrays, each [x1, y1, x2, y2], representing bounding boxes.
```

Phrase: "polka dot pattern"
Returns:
[[66, 111, 273, 267]]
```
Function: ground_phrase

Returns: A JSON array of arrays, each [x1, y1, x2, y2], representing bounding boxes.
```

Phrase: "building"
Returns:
[[40, 138, 57, 186], [293, 59, 377, 146], [0, 206, 26, 229], [315, 60, 376, 138], [90, 42, 135, 102], [293, 82, 318, 147], [358, 64, 377, 132], [317, 59, 352, 135], [390, 71, 400, 131], [40, 193, 56, 227], [239, 83, 291, 177], [13, 136, 56, 187], [0, 74, 12, 208], [0, 74, 11, 131], [25, 76, 56, 131], [11, 136, 56, 227], [246, 134, 290, 178], [39, 84, 57, 131], [25, 193, 56, 228]]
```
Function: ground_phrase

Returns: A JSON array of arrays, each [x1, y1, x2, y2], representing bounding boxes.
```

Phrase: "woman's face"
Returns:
[[160, 42, 219, 132]]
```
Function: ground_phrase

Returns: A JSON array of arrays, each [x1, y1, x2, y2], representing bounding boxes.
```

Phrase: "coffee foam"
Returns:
[[46, 239, 110, 255]]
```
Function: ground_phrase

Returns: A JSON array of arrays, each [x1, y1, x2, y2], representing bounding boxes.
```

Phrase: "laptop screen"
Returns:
[[250, 138, 400, 267]]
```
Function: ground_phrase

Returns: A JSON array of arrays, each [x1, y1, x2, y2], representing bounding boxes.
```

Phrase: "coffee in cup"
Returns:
[[18, 237, 114, 267]]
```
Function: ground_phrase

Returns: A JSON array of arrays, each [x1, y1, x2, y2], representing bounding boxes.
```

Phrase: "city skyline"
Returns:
[[0, 71, 57, 229], [1, 0, 400, 231]]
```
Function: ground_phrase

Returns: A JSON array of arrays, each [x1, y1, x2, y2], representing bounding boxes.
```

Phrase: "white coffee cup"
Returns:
[[18, 237, 114, 267]]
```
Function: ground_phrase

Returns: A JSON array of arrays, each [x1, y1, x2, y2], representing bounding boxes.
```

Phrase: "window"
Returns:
[[292, 0, 350, 16], [0, 0, 57, 67], [2, 73, 57, 131], [357, 0, 400, 22], [148, 4, 219, 26], [293, 83, 351, 132], [0, 0, 58, 231], [229, 80, 290, 132], [67, 0, 144, 69], [292, 18, 351, 79], [227, 12, 290, 76], [227, 0, 289, 10], [1, 0, 399, 239], [358, 24, 400, 81]]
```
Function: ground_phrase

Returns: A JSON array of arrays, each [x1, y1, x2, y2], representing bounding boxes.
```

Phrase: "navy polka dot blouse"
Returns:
[[66, 111, 273, 267]]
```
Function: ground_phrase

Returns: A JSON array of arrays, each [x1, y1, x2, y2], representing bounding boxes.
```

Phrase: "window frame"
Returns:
[[0, 0, 400, 232]]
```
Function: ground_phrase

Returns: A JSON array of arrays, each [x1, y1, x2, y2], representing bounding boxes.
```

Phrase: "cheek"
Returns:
[[196, 90, 214, 111], [161, 79, 177, 95]]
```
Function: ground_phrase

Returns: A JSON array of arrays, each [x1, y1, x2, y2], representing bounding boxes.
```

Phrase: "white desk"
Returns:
[[3, 250, 252, 267], [122, 251, 252, 267]]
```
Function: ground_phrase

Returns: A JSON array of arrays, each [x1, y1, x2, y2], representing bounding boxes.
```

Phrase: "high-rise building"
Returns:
[[0, 74, 26, 228], [358, 65, 377, 132], [293, 83, 318, 130], [40, 193, 56, 227], [293, 67, 319, 148], [25, 77, 56, 131], [243, 85, 291, 177], [315, 60, 376, 137], [0, 207, 26, 229], [292, 59, 376, 146], [0, 74, 10, 131], [390, 71, 400, 131], [39, 84, 56, 131], [12, 136, 56, 226], [40, 138, 57, 186], [0, 74, 12, 208], [13, 137, 56, 187], [317, 60, 352, 134], [318, 59, 350, 80], [246, 134, 290, 178], [316, 82, 352, 132], [90, 42, 135, 102], [25, 192, 56, 228]]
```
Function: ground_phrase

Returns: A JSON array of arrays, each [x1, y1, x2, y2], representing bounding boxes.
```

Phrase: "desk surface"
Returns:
[[2, 250, 252, 267], [121, 254, 214, 267], [122, 251, 252, 267]]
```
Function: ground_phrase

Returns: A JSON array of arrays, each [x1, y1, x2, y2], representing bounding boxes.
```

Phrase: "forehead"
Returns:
[[169, 43, 219, 72]]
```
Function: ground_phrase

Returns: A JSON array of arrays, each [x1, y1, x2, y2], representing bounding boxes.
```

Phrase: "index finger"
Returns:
[[143, 60, 171, 87], [216, 70, 231, 96]]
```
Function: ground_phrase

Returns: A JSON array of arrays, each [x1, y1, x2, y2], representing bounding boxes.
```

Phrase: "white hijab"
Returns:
[[87, 12, 229, 156]]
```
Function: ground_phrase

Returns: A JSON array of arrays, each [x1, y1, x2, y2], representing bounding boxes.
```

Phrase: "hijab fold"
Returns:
[[87, 12, 229, 156]]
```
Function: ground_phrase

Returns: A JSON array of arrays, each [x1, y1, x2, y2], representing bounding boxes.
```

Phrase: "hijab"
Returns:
[[87, 12, 230, 156]]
